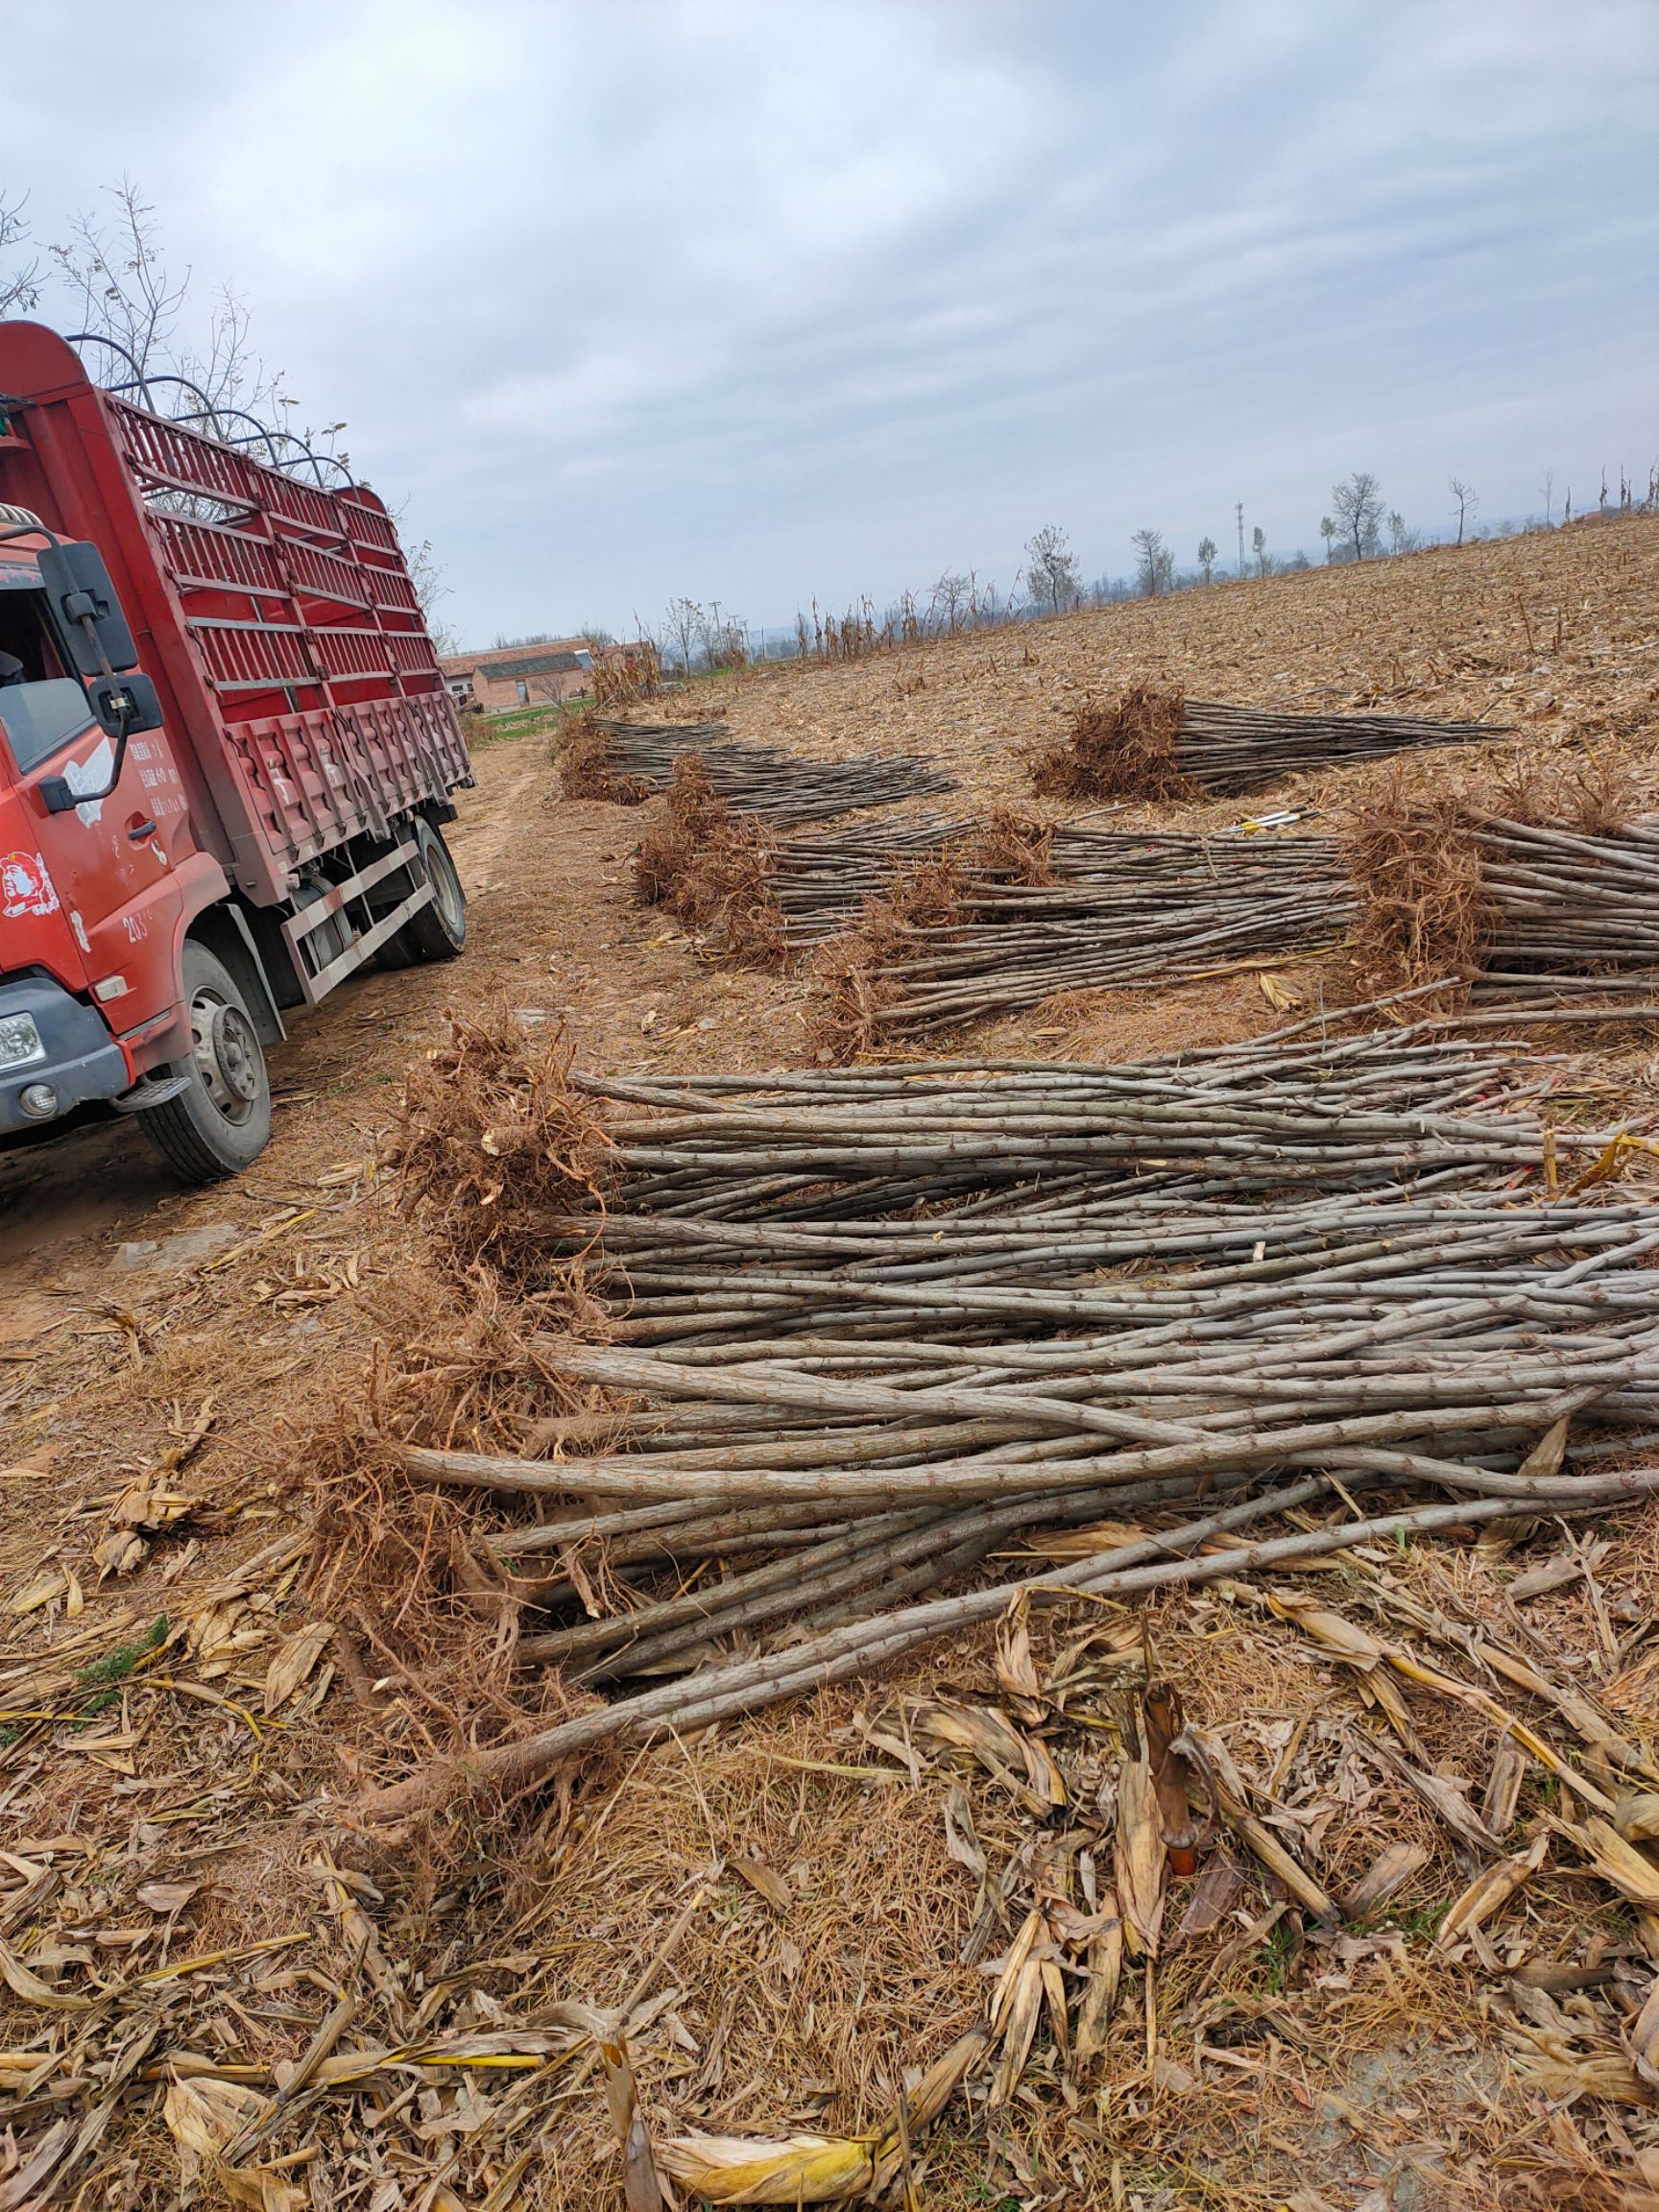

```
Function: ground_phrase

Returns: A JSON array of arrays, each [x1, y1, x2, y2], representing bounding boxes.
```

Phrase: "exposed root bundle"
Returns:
[[1028, 685, 1193, 801], [632, 754, 785, 961], [589, 637, 661, 710], [955, 805, 1058, 883], [1028, 686, 1507, 801], [558, 709, 657, 804], [1492, 749, 1637, 836], [803, 851, 973, 1057], [384, 1001, 617, 1290], [1346, 779, 1497, 992]]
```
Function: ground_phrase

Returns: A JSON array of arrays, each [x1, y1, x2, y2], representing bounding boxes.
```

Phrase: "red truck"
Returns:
[[0, 322, 471, 1180]]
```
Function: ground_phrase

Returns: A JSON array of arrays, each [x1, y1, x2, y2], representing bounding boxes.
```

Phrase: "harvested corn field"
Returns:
[[5, 515, 1659, 2212]]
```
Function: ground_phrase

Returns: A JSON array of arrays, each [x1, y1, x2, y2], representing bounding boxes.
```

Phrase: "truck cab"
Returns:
[[0, 515, 201, 1137], [0, 325, 473, 1180]]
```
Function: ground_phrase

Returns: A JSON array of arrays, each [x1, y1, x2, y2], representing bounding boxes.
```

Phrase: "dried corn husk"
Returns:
[[1509, 2042, 1651, 2106], [1481, 1734, 1528, 1839], [1437, 1831, 1549, 1949], [262, 1620, 335, 1714], [910, 1698, 1066, 1813], [995, 1590, 1047, 1725], [161, 2074, 303, 2212], [1115, 1756, 1166, 1960], [989, 1908, 1047, 2104], [1562, 1817, 1659, 1910], [1617, 1794, 1659, 1844], [1344, 1839, 1431, 1918], [1073, 1906, 1124, 2063], [658, 2025, 987, 2203], [1188, 1726, 1334, 1918], [1625, 1978, 1659, 2091], [601, 2033, 665, 2212]]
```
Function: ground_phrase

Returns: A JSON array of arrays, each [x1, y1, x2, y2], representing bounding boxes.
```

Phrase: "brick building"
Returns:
[[441, 637, 593, 711]]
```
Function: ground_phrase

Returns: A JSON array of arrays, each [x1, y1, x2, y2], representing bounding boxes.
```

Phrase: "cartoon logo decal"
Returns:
[[1, 850, 61, 920], [64, 735, 115, 828]]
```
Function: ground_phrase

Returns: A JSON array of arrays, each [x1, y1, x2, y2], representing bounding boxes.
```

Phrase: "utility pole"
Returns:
[[1236, 502, 1245, 580]]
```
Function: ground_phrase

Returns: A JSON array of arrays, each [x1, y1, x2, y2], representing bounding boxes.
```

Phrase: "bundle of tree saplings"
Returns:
[[804, 826, 1354, 1052], [1027, 684, 1505, 802], [367, 1028, 1659, 1821], [1349, 781, 1659, 1004], [561, 711, 955, 822], [635, 802, 1090, 964]]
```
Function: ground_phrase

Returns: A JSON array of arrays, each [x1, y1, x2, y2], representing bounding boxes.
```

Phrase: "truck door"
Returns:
[[0, 584, 194, 1030]]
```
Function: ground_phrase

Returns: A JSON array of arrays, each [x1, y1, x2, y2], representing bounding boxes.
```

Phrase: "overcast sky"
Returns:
[[3, 0, 1655, 648]]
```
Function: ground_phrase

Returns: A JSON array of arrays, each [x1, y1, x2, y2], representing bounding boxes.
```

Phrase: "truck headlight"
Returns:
[[0, 1011, 45, 1070]]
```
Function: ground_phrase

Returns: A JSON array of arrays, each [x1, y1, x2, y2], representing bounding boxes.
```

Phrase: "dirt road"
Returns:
[[0, 731, 790, 1346]]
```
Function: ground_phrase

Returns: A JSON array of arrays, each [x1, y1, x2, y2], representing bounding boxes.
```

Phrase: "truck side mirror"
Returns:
[[37, 541, 139, 675], [89, 670, 161, 737]]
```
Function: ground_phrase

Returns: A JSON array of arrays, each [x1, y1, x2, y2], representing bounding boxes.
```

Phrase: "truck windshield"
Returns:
[[0, 587, 92, 774]]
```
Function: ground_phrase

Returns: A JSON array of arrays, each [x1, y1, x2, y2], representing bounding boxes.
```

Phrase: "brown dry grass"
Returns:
[[1027, 684, 1194, 802]]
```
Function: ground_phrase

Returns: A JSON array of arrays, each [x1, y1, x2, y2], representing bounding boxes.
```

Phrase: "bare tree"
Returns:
[[404, 536, 453, 649], [1131, 527, 1173, 597], [0, 191, 39, 316], [662, 597, 705, 676], [1196, 536, 1216, 585], [1540, 469, 1554, 528], [42, 176, 350, 473], [51, 180, 185, 380], [1023, 525, 1081, 616], [579, 621, 617, 651], [1448, 477, 1478, 547], [1319, 517, 1337, 564], [1331, 472, 1385, 563], [1386, 510, 1421, 555], [927, 570, 971, 637], [1251, 524, 1268, 580]]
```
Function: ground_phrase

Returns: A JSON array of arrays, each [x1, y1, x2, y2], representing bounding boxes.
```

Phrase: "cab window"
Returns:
[[0, 586, 93, 773]]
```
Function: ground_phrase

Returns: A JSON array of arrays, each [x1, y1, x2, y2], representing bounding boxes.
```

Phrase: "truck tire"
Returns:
[[140, 942, 274, 1182], [396, 818, 467, 963]]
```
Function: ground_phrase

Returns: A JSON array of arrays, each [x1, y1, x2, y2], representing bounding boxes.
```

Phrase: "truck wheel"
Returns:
[[141, 943, 273, 1182], [397, 818, 467, 963]]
